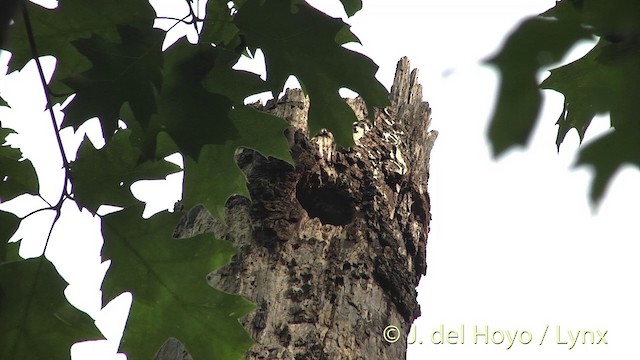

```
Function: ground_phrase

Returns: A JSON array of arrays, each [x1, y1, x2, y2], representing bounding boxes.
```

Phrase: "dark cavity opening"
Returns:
[[296, 182, 355, 226]]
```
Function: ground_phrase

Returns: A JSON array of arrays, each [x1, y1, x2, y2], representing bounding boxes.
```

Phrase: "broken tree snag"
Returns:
[[157, 57, 436, 360]]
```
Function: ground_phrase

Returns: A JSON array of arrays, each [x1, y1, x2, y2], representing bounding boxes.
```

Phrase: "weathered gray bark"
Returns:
[[156, 57, 437, 360]]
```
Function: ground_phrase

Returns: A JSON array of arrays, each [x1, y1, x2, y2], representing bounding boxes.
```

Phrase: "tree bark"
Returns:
[[156, 57, 437, 360]]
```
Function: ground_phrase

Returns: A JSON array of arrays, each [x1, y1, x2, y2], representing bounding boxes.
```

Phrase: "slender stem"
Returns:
[[196, 0, 202, 33], [184, 0, 200, 34], [164, 14, 196, 33], [21, 0, 71, 254], [21, 0, 71, 198], [38, 194, 52, 207], [156, 15, 202, 24], [19, 205, 54, 221]]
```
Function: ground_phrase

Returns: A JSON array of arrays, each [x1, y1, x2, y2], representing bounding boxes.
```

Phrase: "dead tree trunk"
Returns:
[[156, 57, 437, 360]]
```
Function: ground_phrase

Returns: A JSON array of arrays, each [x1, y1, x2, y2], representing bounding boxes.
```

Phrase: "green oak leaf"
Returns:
[[485, 1, 593, 156], [199, 0, 241, 46], [70, 129, 181, 213], [153, 130, 181, 160], [563, 0, 640, 42], [101, 206, 255, 360], [541, 40, 610, 149], [0, 257, 102, 359], [3, 0, 155, 97], [168, 48, 292, 218], [150, 40, 239, 159], [339, 0, 363, 17], [62, 26, 164, 138], [183, 106, 292, 219], [203, 47, 271, 103], [543, 37, 640, 204], [596, 42, 640, 131], [487, 0, 640, 205], [120, 42, 283, 163], [0, 128, 39, 201], [235, 0, 389, 147], [576, 129, 640, 204], [335, 24, 361, 46]]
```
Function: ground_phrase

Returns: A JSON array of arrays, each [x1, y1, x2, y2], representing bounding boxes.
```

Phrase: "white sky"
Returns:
[[1, 0, 639, 359]]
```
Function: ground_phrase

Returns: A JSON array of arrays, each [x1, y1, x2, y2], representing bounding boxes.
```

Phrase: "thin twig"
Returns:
[[156, 15, 203, 25], [185, 0, 200, 34], [21, 0, 70, 252], [21, 1, 71, 196], [19, 204, 55, 220]]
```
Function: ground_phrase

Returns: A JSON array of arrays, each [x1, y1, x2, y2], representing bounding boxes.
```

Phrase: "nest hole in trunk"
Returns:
[[295, 179, 355, 226]]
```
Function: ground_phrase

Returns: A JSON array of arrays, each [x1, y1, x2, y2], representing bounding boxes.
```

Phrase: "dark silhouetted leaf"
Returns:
[[101, 206, 255, 360], [150, 40, 239, 159], [0, 128, 38, 201], [183, 106, 291, 219], [543, 37, 640, 203], [536, 0, 640, 205], [199, 0, 240, 46], [203, 48, 271, 103], [70, 129, 181, 213], [487, 0, 640, 205], [562, 0, 640, 41], [486, 1, 592, 156], [0, 211, 19, 263], [339, 0, 363, 17], [235, 0, 389, 147], [335, 25, 361, 45], [3, 0, 155, 97], [62, 26, 164, 138], [541, 40, 610, 148], [0, 0, 19, 49], [576, 130, 640, 204], [0, 257, 102, 359]]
